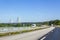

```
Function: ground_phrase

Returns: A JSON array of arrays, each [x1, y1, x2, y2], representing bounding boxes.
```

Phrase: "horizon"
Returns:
[[0, 0, 60, 23]]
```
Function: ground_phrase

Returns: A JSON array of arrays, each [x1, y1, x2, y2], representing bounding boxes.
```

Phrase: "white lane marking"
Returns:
[[40, 36, 46, 40]]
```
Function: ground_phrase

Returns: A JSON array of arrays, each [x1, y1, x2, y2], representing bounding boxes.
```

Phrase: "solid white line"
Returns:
[[40, 36, 46, 40]]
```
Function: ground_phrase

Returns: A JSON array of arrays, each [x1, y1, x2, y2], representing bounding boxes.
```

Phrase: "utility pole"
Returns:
[[17, 17, 20, 23], [16, 17, 21, 27], [9, 19, 12, 23]]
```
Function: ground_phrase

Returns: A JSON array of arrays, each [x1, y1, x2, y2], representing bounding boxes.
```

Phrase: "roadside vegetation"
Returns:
[[0, 27, 49, 37], [0, 19, 60, 37], [0, 20, 60, 27]]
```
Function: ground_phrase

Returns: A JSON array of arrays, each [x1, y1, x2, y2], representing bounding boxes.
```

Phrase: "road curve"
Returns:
[[39, 27, 60, 40], [0, 27, 55, 40]]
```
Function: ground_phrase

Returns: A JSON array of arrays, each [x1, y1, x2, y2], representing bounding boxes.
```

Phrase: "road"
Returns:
[[0, 27, 55, 40], [39, 27, 60, 40]]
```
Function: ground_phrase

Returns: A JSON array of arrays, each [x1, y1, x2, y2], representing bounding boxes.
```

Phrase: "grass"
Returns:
[[0, 27, 49, 37]]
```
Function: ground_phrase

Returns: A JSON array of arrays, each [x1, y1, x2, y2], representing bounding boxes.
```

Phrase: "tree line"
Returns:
[[0, 20, 60, 27]]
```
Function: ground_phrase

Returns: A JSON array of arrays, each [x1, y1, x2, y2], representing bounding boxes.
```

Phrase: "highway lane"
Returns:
[[39, 27, 60, 40]]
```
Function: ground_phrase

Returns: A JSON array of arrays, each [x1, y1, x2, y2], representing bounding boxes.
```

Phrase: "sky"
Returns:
[[0, 0, 60, 23]]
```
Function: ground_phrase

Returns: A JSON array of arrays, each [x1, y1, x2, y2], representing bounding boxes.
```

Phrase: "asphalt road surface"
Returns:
[[39, 27, 60, 40], [0, 27, 55, 40]]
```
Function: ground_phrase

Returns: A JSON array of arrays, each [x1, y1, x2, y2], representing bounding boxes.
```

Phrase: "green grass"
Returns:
[[0, 27, 49, 37]]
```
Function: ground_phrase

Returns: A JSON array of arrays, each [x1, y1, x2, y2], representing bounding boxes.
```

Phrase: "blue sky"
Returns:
[[0, 0, 60, 23]]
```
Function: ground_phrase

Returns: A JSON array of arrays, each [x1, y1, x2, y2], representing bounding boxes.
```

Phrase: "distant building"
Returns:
[[32, 24, 36, 27], [51, 24, 53, 27]]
